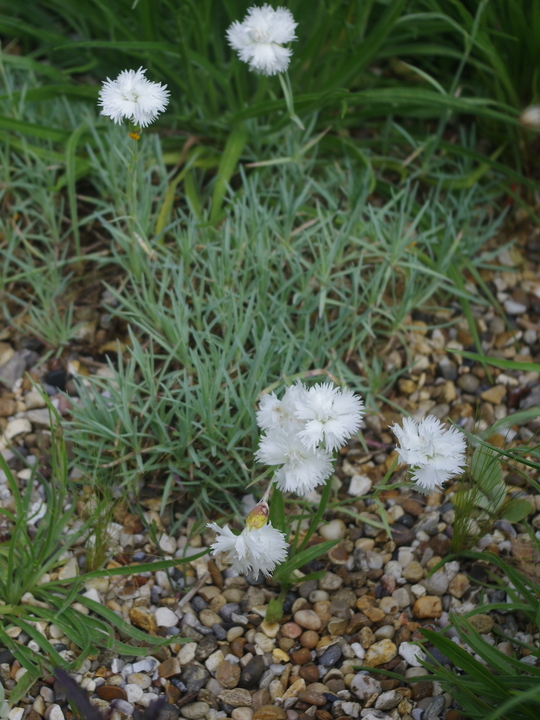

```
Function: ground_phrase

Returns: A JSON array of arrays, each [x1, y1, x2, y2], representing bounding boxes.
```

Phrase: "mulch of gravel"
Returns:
[[1, 216, 540, 720]]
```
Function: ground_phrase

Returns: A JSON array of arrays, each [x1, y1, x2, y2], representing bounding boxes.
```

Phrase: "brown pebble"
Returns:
[[291, 648, 312, 665], [411, 681, 433, 700], [230, 637, 247, 657], [316, 712, 333, 720], [166, 685, 181, 704], [129, 607, 157, 633], [401, 499, 424, 516], [300, 631, 319, 649], [346, 613, 372, 634], [281, 622, 302, 639], [412, 596, 443, 619], [380, 679, 399, 691], [326, 679, 345, 693], [253, 706, 287, 720], [297, 691, 326, 707], [208, 558, 223, 589], [97, 686, 127, 701], [0, 398, 16, 417], [298, 664, 320, 684], [428, 534, 451, 556], [158, 658, 180, 678], [252, 689, 271, 712], [215, 660, 241, 688]]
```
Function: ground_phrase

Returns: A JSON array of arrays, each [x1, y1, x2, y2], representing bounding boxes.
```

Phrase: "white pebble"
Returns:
[[48, 705, 65, 720], [348, 475, 372, 497], [350, 642, 365, 659], [125, 684, 144, 703], [319, 519, 346, 540], [9, 710, 24, 720], [158, 534, 177, 555], [399, 642, 427, 667], [155, 607, 179, 628], [410, 584, 426, 598]]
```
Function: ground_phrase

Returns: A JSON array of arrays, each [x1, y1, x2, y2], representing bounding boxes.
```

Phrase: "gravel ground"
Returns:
[[1, 220, 540, 720]]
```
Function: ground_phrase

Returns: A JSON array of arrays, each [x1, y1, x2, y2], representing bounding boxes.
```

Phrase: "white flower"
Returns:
[[207, 521, 288, 577], [98, 67, 169, 128], [256, 430, 333, 495], [256, 382, 306, 432], [391, 415, 466, 492], [226, 4, 297, 76], [295, 382, 364, 452]]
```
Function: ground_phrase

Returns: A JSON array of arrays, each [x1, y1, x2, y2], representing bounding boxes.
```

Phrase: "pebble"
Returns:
[[125, 684, 144, 703], [349, 475, 372, 496], [127, 673, 152, 689], [399, 642, 427, 667], [319, 519, 346, 540], [216, 661, 241, 688], [181, 665, 210, 692], [350, 673, 382, 699], [293, 609, 322, 631], [319, 644, 342, 667], [178, 642, 197, 665], [364, 640, 397, 667], [252, 707, 287, 720], [219, 689, 252, 707], [180, 702, 210, 719], [232, 709, 253, 720], [413, 596, 442, 619], [375, 690, 402, 710], [156, 607, 179, 627], [281, 622, 302, 639], [469, 614, 494, 633]]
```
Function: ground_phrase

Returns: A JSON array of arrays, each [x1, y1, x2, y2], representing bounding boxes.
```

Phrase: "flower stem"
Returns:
[[278, 72, 304, 130]]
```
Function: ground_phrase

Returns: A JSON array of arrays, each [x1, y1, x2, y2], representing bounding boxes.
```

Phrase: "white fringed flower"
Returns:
[[256, 382, 306, 432], [256, 430, 333, 495], [98, 67, 169, 128], [391, 415, 466, 492], [226, 4, 297, 76], [295, 382, 364, 451], [207, 521, 288, 577]]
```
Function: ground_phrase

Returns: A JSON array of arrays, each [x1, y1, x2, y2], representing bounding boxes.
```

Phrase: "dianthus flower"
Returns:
[[256, 430, 334, 495], [256, 382, 306, 433], [207, 520, 288, 577], [98, 67, 169, 128], [226, 4, 297, 76], [295, 382, 364, 452], [391, 415, 466, 492]]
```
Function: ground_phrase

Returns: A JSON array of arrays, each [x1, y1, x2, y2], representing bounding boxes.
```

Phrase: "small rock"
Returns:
[[375, 690, 402, 710], [178, 642, 197, 665], [319, 519, 346, 540], [125, 684, 144, 703], [448, 573, 469, 599], [350, 673, 381, 700], [424, 695, 446, 718], [4, 418, 32, 441], [399, 642, 427, 667], [424, 571, 449, 596], [129, 607, 157, 632], [402, 562, 424, 582], [293, 609, 322, 631], [216, 661, 241, 689], [159, 658, 181, 678], [180, 702, 210, 719], [469, 614, 494, 633], [412, 596, 442, 619], [156, 607, 179, 628], [319, 644, 342, 667], [97, 686, 127, 701], [480, 385, 507, 405], [181, 665, 210, 693], [297, 691, 326, 707], [218, 689, 252, 707], [239, 655, 265, 689], [349, 475, 372, 497], [364, 639, 397, 667], [319, 572, 343, 592], [252, 707, 287, 720]]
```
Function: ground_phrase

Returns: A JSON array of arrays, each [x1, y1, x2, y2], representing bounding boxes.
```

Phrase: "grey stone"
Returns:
[[239, 655, 265, 689], [181, 665, 210, 693], [318, 644, 342, 667]]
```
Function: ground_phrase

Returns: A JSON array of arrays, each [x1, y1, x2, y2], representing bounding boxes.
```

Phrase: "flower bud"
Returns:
[[520, 105, 540, 128], [245, 501, 269, 530]]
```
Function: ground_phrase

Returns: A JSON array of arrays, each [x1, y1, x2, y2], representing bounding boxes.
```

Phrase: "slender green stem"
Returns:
[[278, 72, 305, 130]]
